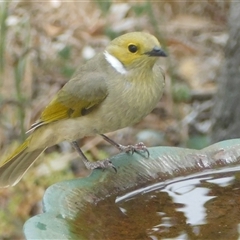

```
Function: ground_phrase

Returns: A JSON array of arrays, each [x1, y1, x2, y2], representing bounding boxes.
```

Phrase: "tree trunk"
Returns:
[[211, 2, 240, 143]]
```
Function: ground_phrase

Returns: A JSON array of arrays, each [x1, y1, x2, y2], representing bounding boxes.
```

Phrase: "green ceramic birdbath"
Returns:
[[24, 139, 240, 239]]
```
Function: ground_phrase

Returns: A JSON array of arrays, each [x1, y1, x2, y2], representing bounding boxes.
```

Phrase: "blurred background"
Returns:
[[0, 1, 231, 239]]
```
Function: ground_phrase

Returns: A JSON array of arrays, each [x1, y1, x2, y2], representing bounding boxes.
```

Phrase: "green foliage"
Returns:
[[58, 45, 71, 60], [96, 1, 112, 15], [0, 1, 8, 77], [0, 2, 32, 140], [60, 66, 75, 78], [57, 46, 75, 78], [132, 2, 149, 16], [14, 22, 31, 140], [104, 28, 121, 40], [172, 82, 191, 102]]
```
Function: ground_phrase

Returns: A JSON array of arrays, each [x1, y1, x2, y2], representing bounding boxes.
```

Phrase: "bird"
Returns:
[[0, 32, 167, 187]]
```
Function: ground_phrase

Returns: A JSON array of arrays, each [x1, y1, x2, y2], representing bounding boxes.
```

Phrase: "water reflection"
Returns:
[[71, 165, 240, 239]]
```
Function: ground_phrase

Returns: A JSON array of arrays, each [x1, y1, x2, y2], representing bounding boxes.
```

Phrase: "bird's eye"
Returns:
[[128, 44, 138, 53]]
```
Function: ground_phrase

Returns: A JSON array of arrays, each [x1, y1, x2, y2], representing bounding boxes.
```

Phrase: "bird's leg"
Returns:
[[71, 141, 117, 172], [100, 134, 150, 158]]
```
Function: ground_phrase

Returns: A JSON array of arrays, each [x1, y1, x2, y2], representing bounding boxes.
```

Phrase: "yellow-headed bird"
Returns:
[[0, 32, 166, 187]]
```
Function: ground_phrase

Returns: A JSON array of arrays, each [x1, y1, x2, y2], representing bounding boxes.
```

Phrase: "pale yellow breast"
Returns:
[[92, 64, 165, 133]]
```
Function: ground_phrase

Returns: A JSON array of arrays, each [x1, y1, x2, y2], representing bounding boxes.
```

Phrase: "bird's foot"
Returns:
[[71, 141, 117, 172], [84, 159, 117, 173], [100, 135, 150, 158], [118, 142, 150, 158]]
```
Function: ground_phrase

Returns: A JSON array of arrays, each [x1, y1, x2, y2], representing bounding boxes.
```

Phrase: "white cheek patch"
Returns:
[[104, 51, 127, 75]]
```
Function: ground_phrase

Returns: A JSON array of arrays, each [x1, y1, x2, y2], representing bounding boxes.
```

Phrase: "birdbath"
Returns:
[[24, 139, 240, 239]]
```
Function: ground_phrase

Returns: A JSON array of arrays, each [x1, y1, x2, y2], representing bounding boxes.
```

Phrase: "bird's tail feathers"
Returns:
[[0, 139, 45, 187]]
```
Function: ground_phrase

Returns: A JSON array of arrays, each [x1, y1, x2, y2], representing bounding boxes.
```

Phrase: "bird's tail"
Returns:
[[0, 138, 45, 187]]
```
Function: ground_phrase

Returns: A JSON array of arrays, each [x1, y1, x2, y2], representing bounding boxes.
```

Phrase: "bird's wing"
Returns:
[[29, 71, 108, 131]]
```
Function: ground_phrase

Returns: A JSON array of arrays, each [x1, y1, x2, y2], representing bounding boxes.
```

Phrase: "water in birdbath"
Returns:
[[69, 165, 240, 239]]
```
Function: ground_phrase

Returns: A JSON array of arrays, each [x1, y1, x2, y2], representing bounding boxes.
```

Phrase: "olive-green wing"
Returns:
[[29, 72, 108, 131]]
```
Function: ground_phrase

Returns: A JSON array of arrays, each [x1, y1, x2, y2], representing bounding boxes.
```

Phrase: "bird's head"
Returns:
[[104, 32, 166, 74]]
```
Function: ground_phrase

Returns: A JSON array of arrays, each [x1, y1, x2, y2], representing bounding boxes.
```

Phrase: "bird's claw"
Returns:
[[118, 142, 150, 158], [85, 159, 117, 173]]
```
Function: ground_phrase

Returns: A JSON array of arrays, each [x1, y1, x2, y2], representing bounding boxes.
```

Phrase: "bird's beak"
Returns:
[[145, 46, 167, 57]]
